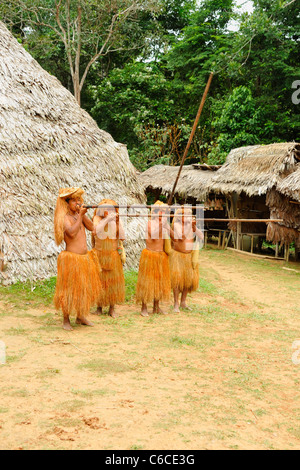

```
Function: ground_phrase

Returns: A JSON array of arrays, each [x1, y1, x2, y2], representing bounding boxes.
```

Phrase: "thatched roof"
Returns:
[[139, 164, 220, 201], [0, 21, 146, 284], [209, 143, 300, 197], [277, 164, 300, 202]]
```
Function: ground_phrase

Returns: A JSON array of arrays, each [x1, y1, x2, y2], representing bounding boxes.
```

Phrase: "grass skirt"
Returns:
[[92, 248, 125, 307], [136, 249, 171, 304], [169, 249, 199, 293], [54, 250, 102, 319]]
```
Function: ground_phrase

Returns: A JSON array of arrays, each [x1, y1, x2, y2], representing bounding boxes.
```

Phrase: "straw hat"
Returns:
[[94, 199, 118, 218], [151, 200, 169, 214], [172, 206, 193, 227], [59, 187, 84, 200]]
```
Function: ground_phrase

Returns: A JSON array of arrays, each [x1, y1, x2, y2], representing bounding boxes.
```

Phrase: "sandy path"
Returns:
[[0, 248, 299, 450]]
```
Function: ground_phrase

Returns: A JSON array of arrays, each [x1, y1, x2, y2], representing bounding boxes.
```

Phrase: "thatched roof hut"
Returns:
[[208, 142, 300, 249], [0, 21, 145, 284], [139, 164, 221, 202], [209, 143, 300, 196]]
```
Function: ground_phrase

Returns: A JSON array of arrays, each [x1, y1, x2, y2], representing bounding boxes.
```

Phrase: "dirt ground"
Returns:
[[0, 247, 300, 450]]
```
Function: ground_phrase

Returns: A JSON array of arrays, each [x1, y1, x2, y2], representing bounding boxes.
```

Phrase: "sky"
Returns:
[[229, 0, 254, 31], [196, 0, 254, 11], [235, 0, 254, 14]]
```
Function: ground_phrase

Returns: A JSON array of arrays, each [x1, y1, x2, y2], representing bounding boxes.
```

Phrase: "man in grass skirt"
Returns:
[[54, 188, 102, 331]]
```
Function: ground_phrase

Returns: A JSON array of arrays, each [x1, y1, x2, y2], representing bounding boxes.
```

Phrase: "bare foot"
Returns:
[[63, 318, 73, 331], [153, 307, 168, 315], [92, 307, 103, 315], [158, 308, 168, 315], [180, 303, 192, 311], [76, 317, 94, 327], [141, 303, 149, 317], [109, 307, 118, 319], [174, 304, 180, 313]]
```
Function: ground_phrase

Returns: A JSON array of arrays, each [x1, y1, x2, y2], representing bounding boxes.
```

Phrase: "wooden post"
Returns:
[[236, 222, 241, 251], [222, 231, 227, 250], [167, 72, 214, 206], [285, 244, 290, 262], [226, 231, 233, 249], [218, 231, 222, 249], [275, 242, 279, 258], [295, 244, 299, 262]]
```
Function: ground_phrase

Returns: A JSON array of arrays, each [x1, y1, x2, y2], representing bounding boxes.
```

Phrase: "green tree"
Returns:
[[0, 0, 159, 105], [209, 86, 264, 163], [89, 62, 188, 170]]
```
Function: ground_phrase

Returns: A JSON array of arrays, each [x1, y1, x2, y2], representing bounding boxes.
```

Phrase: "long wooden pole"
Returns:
[[101, 215, 283, 222], [83, 205, 203, 209], [167, 72, 214, 206]]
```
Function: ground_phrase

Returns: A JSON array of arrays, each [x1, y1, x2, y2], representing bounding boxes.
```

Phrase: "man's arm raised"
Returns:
[[82, 214, 94, 232], [64, 206, 87, 238], [192, 219, 204, 241]]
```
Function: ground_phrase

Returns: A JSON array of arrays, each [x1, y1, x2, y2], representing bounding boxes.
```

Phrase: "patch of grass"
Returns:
[[5, 350, 27, 364], [53, 417, 83, 428], [71, 388, 111, 398], [0, 277, 57, 307], [57, 400, 87, 412], [79, 358, 133, 376], [30, 336, 51, 345], [255, 409, 268, 417], [198, 277, 218, 295], [4, 326, 27, 336], [171, 336, 196, 347], [288, 427, 300, 440], [36, 369, 61, 379], [124, 271, 138, 302], [9, 389, 31, 398], [37, 315, 60, 331]]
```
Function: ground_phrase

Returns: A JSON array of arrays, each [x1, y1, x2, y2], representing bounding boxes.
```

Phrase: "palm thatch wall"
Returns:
[[139, 164, 220, 202], [266, 190, 300, 246], [0, 21, 146, 285], [277, 164, 300, 202], [209, 143, 300, 197]]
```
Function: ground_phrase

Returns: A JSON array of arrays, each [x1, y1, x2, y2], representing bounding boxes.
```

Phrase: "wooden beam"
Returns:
[[167, 72, 214, 205], [227, 248, 285, 260]]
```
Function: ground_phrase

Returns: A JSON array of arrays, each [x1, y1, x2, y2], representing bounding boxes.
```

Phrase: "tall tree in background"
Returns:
[[1, 0, 298, 167], [0, 0, 159, 105], [211, 0, 300, 159]]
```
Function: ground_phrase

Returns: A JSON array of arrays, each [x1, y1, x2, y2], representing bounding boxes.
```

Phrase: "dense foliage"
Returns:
[[1, 0, 299, 167]]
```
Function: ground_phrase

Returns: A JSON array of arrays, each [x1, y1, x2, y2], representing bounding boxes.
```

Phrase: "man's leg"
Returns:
[[173, 288, 180, 313], [109, 305, 118, 319], [63, 313, 73, 331], [180, 289, 191, 309], [153, 300, 168, 315], [76, 317, 94, 327], [92, 306, 103, 315], [141, 302, 149, 317]]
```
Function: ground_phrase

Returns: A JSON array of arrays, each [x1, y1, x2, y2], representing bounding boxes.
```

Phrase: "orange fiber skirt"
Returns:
[[92, 248, 125, 307], [54, 250, 102, 319], [169, 249, 199, 293], [136, 249, 171, 304]]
